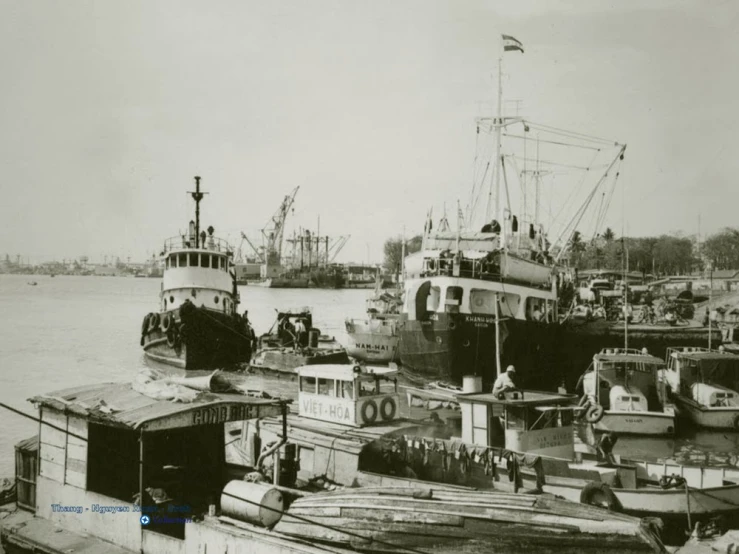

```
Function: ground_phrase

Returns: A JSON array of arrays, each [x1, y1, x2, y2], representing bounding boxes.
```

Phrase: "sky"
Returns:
[[1, 0, 737, 264]]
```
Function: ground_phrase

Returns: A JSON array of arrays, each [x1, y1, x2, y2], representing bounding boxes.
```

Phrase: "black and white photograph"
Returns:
[[1, 1, 738, 552]]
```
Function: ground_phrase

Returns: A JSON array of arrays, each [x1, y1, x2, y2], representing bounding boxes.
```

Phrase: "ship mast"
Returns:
[[486, 58, 504, 245], [189, 176, 207, 248]]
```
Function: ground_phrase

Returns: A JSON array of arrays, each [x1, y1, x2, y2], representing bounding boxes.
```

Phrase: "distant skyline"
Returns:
[[2, 0, 737, 264]]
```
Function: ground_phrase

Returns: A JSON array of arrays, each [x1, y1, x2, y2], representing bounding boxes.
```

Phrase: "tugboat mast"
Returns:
[[189, 176, 207, 248]]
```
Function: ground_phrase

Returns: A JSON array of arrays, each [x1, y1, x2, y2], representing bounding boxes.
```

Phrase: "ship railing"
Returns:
[[162, 236, 233, 255]]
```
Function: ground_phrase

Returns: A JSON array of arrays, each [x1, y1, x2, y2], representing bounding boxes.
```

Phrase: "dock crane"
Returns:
[[239, 187, 299, 266], [262, 186, 299, 266]]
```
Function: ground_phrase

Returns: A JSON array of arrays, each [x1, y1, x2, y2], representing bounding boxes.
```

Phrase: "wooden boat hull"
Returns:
[[142, 305, 252, 370], [251, 348, 350, 374], [595, 410, 675, 436], [344, 318, 399, 363], [274, 487, 664, 553], [673, 394, 739, 429]]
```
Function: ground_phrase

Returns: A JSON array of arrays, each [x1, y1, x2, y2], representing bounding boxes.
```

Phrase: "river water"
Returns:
[[2, 274, 739, 476]]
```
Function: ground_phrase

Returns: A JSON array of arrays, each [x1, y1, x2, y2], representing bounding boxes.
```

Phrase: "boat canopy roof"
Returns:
[[297, 364, 397, 382], [456, 390, 577, 408], [28, 382, 285, 432], [594, 353, 665, 365], [674, 351, 739, 362]]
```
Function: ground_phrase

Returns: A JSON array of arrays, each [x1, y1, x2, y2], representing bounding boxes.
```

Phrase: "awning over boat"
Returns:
[[594, 353, 665, 365], [28, 382, 286, 432], [678, 352, 739, 386]]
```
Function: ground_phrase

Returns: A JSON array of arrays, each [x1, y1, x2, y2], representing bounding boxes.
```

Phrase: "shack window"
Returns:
[[142, 425, 223, 539], [179, 254, 187, 267], [560, 409, 573, 427], [87, 423, 139, 503], [200, 255, 209, 268], [445, 286, 463, 313], [189, 253, 198, 267], [317, 378, 334, 396], [470, 289, 497, 314]]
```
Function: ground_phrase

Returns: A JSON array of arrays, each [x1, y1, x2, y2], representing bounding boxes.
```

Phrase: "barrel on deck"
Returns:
[[220, 481, 284, 527], [463, 375, 483, 394]]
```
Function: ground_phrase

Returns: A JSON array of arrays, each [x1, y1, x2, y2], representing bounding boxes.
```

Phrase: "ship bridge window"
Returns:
[[200, 255, 209, 268], [470, 289, 497, 314], [179, 254, 187, 267], [218, 256, 225, 270], [165, 257, 170, 269], [318, 378, 334, 396], [426, 286, 441, 312], [189, 253, 198, 267], [339, 380, 354, 399], [299, 376, 317, 393], [445, 287, 463, 314], [505, 407, 526, 431], [169, 254, 176, 268]]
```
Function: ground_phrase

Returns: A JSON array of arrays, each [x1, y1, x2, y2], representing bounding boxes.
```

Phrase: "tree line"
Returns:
[[383, 227, 739, 276]]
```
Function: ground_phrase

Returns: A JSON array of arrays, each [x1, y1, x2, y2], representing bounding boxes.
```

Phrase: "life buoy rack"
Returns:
[[658, 474, 686, 490], [161, 312, 174, 332], [579, 482, 621, 511], [585, 404, 605, 424], [148, 313, 160, 333], [361, 400, 378, 425], [379, 397, 397, 421]]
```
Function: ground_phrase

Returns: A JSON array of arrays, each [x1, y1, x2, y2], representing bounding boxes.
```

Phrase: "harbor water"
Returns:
[[2, 273, 739, 477]]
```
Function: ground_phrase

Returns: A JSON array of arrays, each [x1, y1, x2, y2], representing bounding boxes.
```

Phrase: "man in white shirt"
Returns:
[[492, 366, 517, 396]]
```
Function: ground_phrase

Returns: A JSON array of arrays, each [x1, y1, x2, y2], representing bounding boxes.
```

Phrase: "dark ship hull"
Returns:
[[398, 313, 562, 389], [141, 301, 252, 370], [399, 313, 720, 390]]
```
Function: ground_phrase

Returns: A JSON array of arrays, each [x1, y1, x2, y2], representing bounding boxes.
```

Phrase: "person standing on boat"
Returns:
[[294, 317, 307, 347], [492, 366, 517, 396]]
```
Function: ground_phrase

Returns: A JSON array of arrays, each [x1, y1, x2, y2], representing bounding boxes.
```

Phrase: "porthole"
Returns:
[[214, 296, 220, 304], [191, 289, 197, 297], [170, 296, 175, 303]]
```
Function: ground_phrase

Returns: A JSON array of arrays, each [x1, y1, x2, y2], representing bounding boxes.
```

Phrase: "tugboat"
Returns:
[[140, 176, 253, 369]]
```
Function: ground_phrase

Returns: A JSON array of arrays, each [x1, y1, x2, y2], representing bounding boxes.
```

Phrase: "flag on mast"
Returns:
[[502, 34, 524, 53]]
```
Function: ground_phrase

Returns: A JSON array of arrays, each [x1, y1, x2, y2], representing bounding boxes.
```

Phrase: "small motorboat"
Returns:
[[579, 348, 676, 435], [661, 346, 739, 429], [251, 309, 349, 374]]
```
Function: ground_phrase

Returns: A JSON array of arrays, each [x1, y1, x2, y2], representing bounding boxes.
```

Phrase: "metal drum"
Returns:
[[220, 480, 284, 527]]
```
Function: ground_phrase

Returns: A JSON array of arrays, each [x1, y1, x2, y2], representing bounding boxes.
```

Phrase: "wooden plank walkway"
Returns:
[[0, 510, 134, 554]]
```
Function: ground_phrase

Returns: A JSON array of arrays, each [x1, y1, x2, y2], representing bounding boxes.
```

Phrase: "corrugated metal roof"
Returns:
[[28, 382, 285, 432]]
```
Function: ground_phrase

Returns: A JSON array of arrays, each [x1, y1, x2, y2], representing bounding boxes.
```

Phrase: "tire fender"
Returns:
[[379, 397, 397, 421], [361, 400, 378, 425], [580, 482, 622, 512], [585, 404, 605, 424]]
